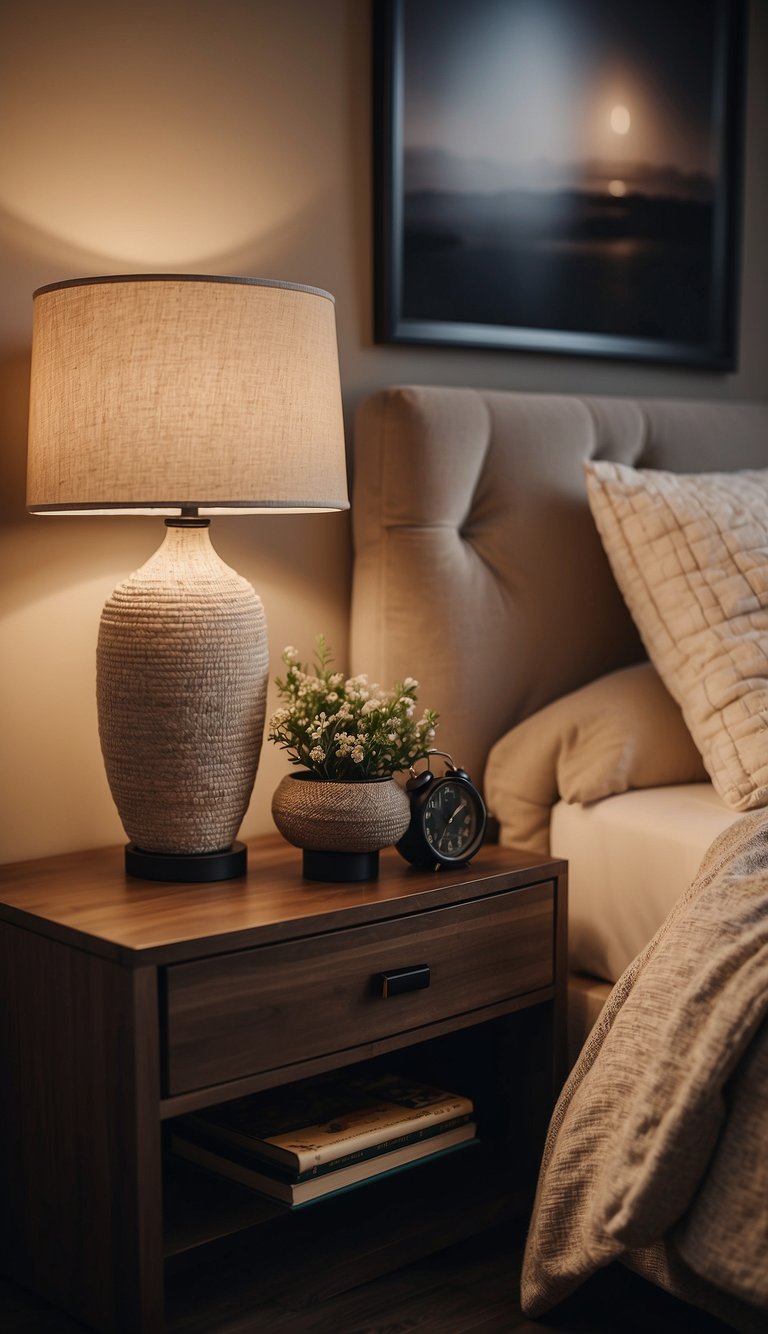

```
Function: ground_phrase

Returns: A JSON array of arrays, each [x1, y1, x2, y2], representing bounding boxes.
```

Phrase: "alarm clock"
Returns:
[[396, 750, 487, 869]]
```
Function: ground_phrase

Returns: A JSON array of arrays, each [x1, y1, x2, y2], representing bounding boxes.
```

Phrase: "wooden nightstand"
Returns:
[[0, 836, 567, 1334]]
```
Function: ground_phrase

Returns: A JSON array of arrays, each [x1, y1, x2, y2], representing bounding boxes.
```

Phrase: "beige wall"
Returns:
[[1, 0, 766, 863]]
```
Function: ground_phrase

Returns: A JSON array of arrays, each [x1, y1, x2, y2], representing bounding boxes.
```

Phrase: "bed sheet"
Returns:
[[551, 783, 739, 983]]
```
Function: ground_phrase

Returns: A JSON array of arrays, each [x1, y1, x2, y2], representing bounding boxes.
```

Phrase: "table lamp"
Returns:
[[26, 274, 348, 882]]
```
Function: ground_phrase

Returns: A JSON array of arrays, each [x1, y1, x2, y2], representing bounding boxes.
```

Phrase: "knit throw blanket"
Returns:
[[521, 811, 768, 1333]]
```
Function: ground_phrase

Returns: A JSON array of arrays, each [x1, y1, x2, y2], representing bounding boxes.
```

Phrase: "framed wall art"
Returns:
[[374, 0, 746, 368]]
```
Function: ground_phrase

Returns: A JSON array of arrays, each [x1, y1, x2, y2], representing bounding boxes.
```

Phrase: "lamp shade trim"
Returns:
[[27, 499, 350, 514], [33, 273, 335, 303]]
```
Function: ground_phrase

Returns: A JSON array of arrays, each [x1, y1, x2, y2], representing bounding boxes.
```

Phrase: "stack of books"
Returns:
[[171, 1071, 477, 1206]]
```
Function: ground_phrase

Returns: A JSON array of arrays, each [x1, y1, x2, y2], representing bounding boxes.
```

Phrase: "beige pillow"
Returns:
[[484, 663, 707, 853], [585, 461, 768, 810]]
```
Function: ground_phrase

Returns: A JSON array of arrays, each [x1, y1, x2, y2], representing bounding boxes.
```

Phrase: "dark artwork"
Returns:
[[375, 0, 745, 366]]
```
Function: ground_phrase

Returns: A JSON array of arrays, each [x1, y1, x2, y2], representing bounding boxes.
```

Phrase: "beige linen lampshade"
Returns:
[[26, 274, 349, 882]]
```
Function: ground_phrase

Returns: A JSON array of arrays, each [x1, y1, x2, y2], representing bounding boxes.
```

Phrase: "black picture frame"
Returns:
[[374, 0, 746, 369]]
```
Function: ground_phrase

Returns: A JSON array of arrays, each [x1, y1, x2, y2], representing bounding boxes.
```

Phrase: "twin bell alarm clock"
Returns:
[[396, 749, 487, 869]]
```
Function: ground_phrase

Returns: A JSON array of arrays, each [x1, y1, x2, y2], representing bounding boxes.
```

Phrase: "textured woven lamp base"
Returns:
[[97, 521, 268, 879], [125, 841, 248, 883]]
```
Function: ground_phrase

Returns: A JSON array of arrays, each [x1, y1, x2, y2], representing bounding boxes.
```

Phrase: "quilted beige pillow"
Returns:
[[585, 461, 768, 810]]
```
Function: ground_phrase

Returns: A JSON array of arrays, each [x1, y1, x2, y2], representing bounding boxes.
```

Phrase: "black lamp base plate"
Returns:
[[302, 848, 379, 883], [125, 841, 247, 883]]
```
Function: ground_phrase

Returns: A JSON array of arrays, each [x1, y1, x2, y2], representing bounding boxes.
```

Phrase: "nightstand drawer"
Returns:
[[163, 884, 554, 1094]]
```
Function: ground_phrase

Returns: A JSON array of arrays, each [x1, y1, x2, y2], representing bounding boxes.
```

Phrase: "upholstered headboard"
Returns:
[[350, 386, 768, 787]]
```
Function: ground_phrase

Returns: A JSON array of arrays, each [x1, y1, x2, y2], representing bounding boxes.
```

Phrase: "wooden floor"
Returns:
[[1, 1222, 736, 1333]]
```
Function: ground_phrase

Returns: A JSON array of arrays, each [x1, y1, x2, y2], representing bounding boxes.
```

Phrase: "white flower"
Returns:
[[270, 636, 437, 780]]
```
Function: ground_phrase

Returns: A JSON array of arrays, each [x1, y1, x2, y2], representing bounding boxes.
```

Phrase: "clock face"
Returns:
[[423, 780, 482, 861]]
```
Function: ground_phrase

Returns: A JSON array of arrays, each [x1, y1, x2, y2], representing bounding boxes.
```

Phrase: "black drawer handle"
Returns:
[[378, 965, 430, 998]]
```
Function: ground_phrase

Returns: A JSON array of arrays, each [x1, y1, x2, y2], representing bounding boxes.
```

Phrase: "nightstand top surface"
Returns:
[[0, 835, 565, 966]]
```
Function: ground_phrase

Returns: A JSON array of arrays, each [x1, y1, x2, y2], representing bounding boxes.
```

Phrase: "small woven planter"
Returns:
[[272, 772, 411, 882]]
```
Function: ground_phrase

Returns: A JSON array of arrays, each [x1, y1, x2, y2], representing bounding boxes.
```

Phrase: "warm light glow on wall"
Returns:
[[0, 0, 330, 265]]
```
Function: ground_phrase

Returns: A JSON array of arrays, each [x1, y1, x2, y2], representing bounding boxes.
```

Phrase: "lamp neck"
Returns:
[[165, 512, 210, 529]]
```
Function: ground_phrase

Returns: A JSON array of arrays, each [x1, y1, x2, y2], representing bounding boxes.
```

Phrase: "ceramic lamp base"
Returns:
[[97, 521, 268, 869], [125, 841, 248, 883]]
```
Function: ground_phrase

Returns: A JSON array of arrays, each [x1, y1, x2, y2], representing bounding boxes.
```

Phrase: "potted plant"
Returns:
[[269, 638, 438, 881]]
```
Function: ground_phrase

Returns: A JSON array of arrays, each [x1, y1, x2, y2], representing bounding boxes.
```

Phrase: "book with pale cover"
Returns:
[[171, 1120, 478, 1206], [175, 1072, 474, 1175]]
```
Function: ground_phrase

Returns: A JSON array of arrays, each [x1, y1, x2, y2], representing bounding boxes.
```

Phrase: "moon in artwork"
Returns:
[[610, 105, 631, 135]]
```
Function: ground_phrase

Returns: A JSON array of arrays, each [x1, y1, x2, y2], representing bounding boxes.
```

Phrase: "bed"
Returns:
[[350, 384, 768, 1331]]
